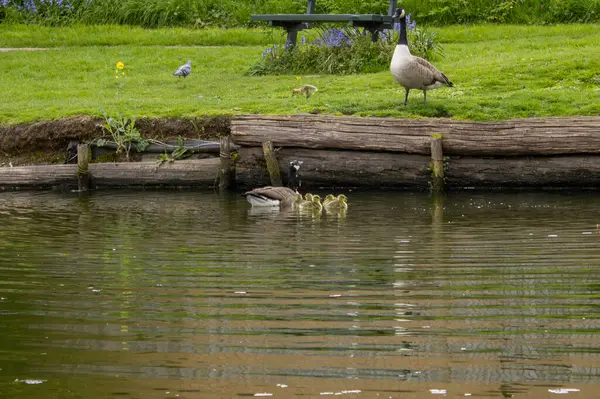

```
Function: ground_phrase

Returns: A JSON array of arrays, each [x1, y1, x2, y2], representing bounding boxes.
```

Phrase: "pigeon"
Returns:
[[173, 60, 192, 78]]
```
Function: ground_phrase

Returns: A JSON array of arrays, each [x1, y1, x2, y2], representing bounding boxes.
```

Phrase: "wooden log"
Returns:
[[90, 159, 220, 188], [236, 147, 431, 189], [235, 147, 600, 189], [77, 143, 90, 191], [0, 164, 77, 188], [446, 155, 600, 188], [2, 153, 600, 189], [0, 159, 220, 189], [262, 140, 283, 186], [231, 114, 600, 156], [218, 136, 234, 189], [430, 134, 445, 193]]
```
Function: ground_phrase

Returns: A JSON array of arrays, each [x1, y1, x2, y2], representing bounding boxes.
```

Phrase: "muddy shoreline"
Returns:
[[0, 116, 230, 166]]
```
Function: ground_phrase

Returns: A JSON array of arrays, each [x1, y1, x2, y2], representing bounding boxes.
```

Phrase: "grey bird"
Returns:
[[173, 60, 192, 78], [390, 8, 453, 105]]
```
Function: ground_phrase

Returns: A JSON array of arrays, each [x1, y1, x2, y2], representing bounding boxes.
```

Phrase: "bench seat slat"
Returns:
[[251, 14, 393, 23]]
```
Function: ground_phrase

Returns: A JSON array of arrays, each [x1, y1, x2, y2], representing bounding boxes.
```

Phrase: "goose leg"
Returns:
[[423, 90, 427, 105], [404, 88, 410, 106]]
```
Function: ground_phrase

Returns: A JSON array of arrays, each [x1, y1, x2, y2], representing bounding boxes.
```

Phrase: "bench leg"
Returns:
[[370, 29, 379, 42], [285, 30, 298, 48]]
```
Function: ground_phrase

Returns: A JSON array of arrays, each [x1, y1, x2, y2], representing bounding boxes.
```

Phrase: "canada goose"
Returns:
[[173, 60, 192, 78], [292, 84, 318, 98], [390, 8, 453, 105], [323, 194, 348, 213], [243, 160, 303, 208]]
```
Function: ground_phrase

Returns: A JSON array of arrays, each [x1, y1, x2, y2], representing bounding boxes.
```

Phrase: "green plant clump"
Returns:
[[249, 16, 442, 76], [96, 112, 149, 160]]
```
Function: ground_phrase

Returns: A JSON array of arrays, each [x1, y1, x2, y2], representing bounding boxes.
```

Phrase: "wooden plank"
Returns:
[[231, 114, 600, 156], [252, 14, 392, 22], [0, 159, 219, 189]]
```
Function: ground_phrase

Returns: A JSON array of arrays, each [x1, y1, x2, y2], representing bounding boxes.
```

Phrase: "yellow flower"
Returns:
[[116, 61, 125, 70]]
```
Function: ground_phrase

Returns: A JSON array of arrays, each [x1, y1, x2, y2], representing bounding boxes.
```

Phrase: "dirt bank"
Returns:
[[0, 116, 231, 166]]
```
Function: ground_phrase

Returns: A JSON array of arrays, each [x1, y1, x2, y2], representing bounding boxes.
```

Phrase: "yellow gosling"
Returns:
[[311, 195, 323, 213], [323, 194, 348, 213], [323, 194, 336, 207]]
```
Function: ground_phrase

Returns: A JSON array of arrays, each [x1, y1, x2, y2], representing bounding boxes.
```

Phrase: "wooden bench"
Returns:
[[251, 0, 398, 47]]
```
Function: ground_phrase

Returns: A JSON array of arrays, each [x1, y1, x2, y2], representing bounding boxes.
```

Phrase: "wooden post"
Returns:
[[262, 140, 283, 187], [77, 143, 90, 191], [218, 135, 234, 190], [430, 134, 445, 193]]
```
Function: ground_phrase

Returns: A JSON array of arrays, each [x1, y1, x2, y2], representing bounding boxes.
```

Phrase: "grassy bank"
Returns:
[[0, 24, 599, 124], [1, 0, 599, 27]]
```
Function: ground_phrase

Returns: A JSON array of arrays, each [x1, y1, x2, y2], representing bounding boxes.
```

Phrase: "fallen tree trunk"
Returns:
[[236, 147, 600, 189], [0, 159, 219, 189], [231, 115, 600, 156]]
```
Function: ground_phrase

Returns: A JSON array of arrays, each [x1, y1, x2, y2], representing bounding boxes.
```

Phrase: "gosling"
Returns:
[[292, 84, 318, 99]]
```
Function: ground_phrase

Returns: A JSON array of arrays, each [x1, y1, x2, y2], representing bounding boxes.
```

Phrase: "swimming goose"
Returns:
[[243, 160, 302, 208], [390, 8, 453, 105], [323, 194, 348, 213]]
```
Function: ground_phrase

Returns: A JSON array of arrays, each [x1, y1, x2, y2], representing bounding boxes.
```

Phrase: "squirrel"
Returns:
[[292, 84, 318, 99]]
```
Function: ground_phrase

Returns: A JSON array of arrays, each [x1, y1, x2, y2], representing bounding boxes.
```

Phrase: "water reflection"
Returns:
[[0, 190, 599, 398]]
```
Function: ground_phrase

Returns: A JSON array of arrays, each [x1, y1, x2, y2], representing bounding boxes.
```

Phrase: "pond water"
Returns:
[[0, 190, 599, 399]]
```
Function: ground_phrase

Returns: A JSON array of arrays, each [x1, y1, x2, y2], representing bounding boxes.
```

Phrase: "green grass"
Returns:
[[0, 24, 283, 47], [1, 24, 599, 125]]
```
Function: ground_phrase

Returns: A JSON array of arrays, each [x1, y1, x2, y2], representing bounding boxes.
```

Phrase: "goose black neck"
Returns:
[[397, 15, 408, 46], [288, 164, 300, 190]]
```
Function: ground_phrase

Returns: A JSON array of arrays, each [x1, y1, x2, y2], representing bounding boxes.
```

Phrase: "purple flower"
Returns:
[[22, 0, 36, 13], [406, 14, 416, 30], [0, 0, 10, 8], [262, 47, 274, 59], [393, 14, 416, 33], [315, 27, 352, 47], [300, 35, 307, 45]]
